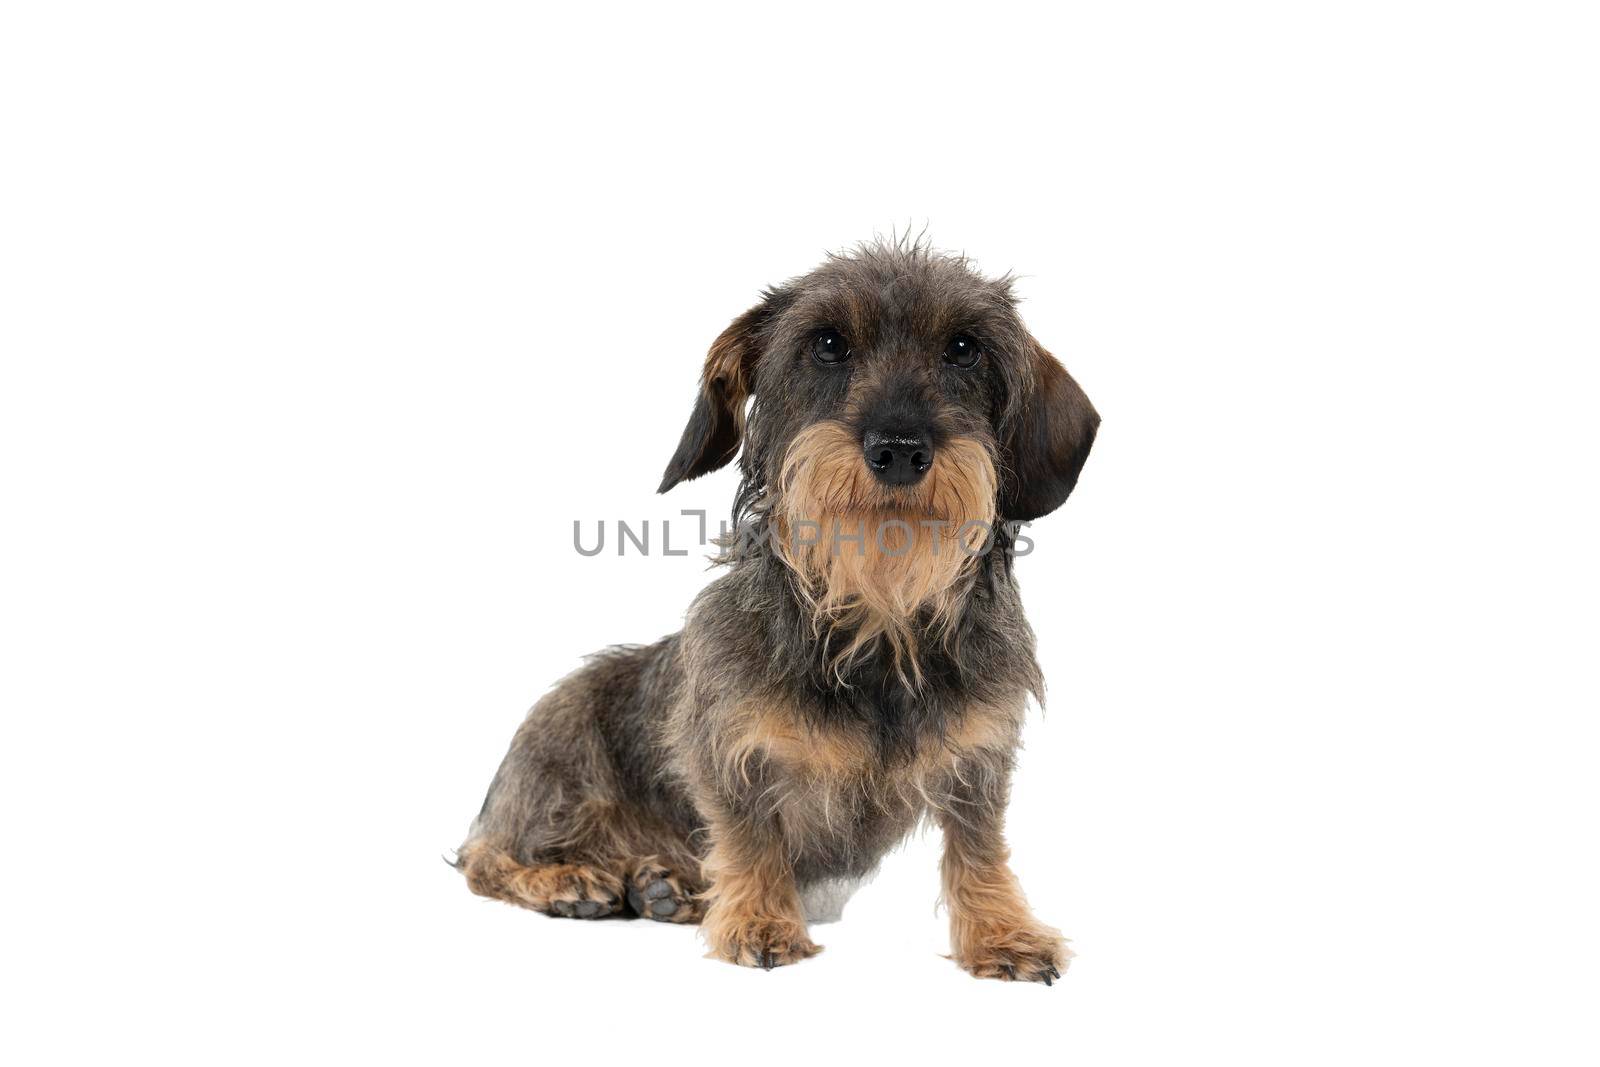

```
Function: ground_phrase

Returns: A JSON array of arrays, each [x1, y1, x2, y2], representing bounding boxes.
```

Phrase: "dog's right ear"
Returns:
[[658, 287, 791, 493]]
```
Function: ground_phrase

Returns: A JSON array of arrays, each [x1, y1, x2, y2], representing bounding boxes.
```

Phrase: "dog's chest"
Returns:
[[736, 699, 1021, 878]]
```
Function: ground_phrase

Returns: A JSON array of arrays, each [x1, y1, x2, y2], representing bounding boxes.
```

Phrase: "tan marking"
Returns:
[[940, 821, 1071, 982], [773, 420, 998, 685], [458, 841, 625, 913], [704, 695, 1025, 845], [699, 819, 820, 968], [702, 314, 757, 433]]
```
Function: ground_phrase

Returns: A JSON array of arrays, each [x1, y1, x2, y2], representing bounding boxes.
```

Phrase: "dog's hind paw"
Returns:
[[535, 864, 624, 919], [624, 863, 703, 923]]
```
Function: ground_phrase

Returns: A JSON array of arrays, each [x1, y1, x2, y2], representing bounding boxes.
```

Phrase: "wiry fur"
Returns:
[[775, 420, 997, 683], [457, 238, 1099, 981]]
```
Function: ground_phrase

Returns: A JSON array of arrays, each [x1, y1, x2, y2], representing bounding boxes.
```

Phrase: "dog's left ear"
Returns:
[[658, 287, 792, 493], [999, 341, 1101, 521]]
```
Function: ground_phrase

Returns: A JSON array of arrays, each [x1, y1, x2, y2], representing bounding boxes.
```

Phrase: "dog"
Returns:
[[456, 239, 1098, 982]]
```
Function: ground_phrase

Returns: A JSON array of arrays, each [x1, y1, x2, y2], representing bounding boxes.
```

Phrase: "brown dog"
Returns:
[[457, 239, 1098, 981]]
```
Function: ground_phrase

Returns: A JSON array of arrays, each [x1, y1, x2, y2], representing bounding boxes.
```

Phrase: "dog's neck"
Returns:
[[731, 520, 1011, 683], [776, 511, 982, 683]]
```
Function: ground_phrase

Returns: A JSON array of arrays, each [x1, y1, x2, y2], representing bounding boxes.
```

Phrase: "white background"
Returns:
[[3, 2, 1596, 1064]]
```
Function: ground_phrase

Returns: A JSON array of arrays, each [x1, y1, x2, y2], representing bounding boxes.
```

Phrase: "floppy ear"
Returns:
[[658, 289, 789, 493], [999, 343, 1100, 521]]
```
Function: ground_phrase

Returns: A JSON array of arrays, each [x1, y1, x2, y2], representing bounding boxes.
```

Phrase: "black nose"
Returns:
[[862, 430, 933, 486]]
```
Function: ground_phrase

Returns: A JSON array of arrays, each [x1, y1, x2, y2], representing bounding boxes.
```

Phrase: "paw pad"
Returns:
[[625, 866, 700, 923]]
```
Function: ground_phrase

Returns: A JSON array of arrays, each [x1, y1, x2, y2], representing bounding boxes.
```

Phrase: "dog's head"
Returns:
[[660, 240, 1098, 522], [659, 240, 1098, 673]]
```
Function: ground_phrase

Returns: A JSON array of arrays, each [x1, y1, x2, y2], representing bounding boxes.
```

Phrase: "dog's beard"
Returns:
[[773, 420, 997, 685]]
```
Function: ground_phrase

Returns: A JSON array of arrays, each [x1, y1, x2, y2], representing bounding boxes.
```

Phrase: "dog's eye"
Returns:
[[811, 329, 851, 366], [944, 334, 981, 368]]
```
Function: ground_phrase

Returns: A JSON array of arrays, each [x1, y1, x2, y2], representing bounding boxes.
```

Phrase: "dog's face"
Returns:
[[659, 242, 1098, 526]]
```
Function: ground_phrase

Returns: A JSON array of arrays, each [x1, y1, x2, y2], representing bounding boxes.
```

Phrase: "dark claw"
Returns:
[[760, 949, 776, 970], [1047, 965, 1061, 980], [1041, 971, 1053, 986], [1001, 964, 1017, 981]]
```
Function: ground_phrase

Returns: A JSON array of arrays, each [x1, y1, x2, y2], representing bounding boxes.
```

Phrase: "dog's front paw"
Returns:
[[706, 915, 822, 970], [953, 924, 1072, 985]]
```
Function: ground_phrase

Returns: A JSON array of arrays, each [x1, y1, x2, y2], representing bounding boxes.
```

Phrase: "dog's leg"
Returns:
[[460, 642, 710, 924], [698, 816, 821, 969], [458, 841, 626, 918], [934, 766, 1071, 984]]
